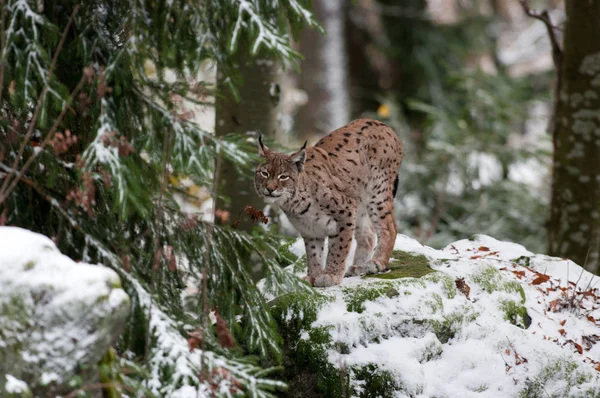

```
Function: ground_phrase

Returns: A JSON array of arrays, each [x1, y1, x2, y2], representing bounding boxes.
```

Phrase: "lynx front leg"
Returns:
[[303, 237, 325, 285], [314, 225, 354, 287]]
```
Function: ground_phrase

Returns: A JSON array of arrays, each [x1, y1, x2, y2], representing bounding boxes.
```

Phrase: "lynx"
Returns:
[[254, 119, 403, 287]]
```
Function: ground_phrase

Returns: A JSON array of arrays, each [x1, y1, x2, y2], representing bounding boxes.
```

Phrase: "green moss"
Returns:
[[472, 266, 526, 302], [352, 364, 399, 398], [518, 359, 599, 398], [342, 283, 394, 313], [513, 256, 532, 267], [23, 260, 36, 271], [428, 305, 479, 343], [423, 272, 457, 299], [500, 300, 530, 329], [366, 250, 434, 280], [424, 292, 444, 313]]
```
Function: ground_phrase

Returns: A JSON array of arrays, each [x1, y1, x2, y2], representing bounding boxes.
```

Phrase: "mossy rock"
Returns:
[[365, 250, 435, 280]]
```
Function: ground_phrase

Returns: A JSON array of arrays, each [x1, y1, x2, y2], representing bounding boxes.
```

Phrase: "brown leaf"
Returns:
[[120, 254, 131, 273], [215, 311, 236, 349], [187, 328, 204, 352], [455, 277, 471, 300], [511, 270, 526, 279], [595, 364, 600, 372], [152, 246, 162, 272], [558, 329, 566, 336], [243, 205, 268, 224], [531, 274, 550, 285], [478, 246, 490, 252], [470, 255, 482, 260], [560, 319, 567, 327], [587, 316, 597, 324], [567, 339, 584, 355]]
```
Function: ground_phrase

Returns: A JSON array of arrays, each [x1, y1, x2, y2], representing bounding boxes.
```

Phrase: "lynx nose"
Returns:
[[266, 187, 275, 195]]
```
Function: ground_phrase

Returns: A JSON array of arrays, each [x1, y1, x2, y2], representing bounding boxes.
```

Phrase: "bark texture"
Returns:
[[215, 56, 282, 230], [548, 0, 600, 273], [296, 0, 350, 140]]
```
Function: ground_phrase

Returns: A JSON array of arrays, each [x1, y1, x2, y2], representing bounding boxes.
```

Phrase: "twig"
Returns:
[[0, 73, 87, 205], [65, 382, 134, 398], [198, 144, 223, 398], [0, 0, 7, 110], [518, 1, 563, 68], [145, 124, 175, 366], [0, 4, 80, 200]]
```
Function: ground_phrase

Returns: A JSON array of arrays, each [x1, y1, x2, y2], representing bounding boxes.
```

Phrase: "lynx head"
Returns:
[[254, 136, 307, 204]]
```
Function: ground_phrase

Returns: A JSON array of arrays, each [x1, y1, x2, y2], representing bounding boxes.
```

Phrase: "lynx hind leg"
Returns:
[[303, 237, 325, 285], [345, 209, 376, 277], [367, 181, 398, 273]]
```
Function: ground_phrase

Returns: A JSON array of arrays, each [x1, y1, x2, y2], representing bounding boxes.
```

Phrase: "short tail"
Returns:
[[392, 176, 399, 197]]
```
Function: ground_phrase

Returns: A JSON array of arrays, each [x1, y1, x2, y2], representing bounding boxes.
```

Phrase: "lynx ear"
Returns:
[[290, 141, 307, 172], [257, 135, 270, 157]]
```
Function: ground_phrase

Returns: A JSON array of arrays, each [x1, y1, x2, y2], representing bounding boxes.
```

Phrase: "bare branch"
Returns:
[[518, 0, 563, 68], [0, 74, 87, 205], [0, 4, 80, 199], [0, 0, 7, 110]]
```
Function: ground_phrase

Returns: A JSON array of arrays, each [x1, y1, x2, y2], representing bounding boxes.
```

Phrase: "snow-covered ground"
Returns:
[[275, 234, 600, 397]]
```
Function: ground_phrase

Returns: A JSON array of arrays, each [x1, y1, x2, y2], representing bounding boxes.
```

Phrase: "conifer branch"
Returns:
[[0, 5, 80, 201]]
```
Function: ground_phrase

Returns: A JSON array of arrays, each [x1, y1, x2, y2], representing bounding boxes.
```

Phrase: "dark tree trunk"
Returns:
[[295, 0, 350, 140], [548, 0, 600, 273], [215, 55, 282, 231]]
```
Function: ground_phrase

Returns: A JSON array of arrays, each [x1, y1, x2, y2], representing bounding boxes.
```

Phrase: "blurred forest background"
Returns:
[[216, 0, 559, 253], [2, 0, 600, 396]]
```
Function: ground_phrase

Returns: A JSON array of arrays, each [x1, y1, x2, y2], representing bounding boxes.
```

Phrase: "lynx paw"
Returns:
[[302, 275, 315, 285], [314, 274, 339, 287], [345, 260, 386, 277]]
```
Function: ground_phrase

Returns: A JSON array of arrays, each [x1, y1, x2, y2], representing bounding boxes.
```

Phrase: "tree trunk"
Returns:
[[215, 55, 282, 231], [548, 0, 600, 273], [295, 0, 350, 140]]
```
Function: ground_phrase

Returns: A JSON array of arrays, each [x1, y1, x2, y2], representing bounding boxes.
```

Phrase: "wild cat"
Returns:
[[254, 119, 403, 287]]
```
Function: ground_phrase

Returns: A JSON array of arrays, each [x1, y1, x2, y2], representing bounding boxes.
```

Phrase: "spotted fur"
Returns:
[[254, 119, 403, 287]]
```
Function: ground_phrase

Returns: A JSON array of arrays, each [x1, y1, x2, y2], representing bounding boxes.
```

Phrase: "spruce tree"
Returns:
[[0, 0, 316, 395]]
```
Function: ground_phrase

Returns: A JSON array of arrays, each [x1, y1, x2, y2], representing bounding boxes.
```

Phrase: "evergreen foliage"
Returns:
[[0, 0, 315, 395], [369, 3, 552, 252]]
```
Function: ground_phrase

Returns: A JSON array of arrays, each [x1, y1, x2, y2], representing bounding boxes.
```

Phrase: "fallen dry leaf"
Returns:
[[512, 270, 526, 279], [455, 277, 471, 300], [187, 328, 204, 352], [478, 246, 490, 252], [560, 319, 567, 327], [566, 339, 584, 355], [532, 274, 551, 285]]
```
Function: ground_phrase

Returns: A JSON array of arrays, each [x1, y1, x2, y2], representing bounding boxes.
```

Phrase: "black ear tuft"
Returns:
[[257, 134, 269, 157]]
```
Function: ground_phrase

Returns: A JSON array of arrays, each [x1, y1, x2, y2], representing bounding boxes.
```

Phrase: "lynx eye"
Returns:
[[278, 175, 289, 181], [259, 170, 269, 178]]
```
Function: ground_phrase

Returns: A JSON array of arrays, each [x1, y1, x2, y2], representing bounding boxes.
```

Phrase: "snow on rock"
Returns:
[[0, 227, 130, 394], [270, 234, 600, 397]]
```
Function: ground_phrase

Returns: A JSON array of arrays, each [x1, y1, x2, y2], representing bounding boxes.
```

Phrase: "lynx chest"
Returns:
[[285, 203, 338, 239]]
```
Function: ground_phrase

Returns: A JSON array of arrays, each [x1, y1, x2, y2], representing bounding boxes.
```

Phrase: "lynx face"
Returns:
[[254, 138, 306, 204]]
